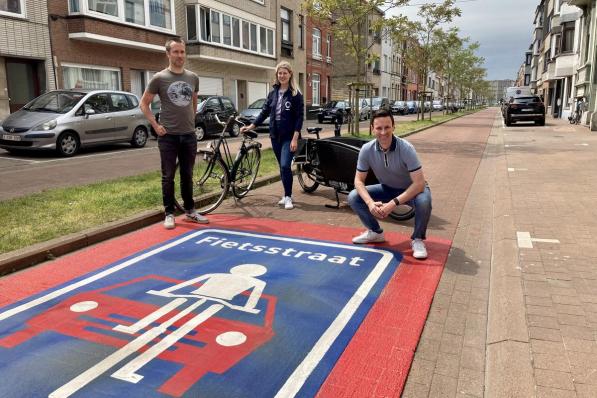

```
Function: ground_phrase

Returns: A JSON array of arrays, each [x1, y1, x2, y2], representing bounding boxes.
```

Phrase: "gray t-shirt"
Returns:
[[356, 136, 422, 189], [147, 68, 199, 135]]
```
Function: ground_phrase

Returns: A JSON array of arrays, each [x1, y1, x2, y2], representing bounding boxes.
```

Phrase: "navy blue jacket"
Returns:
[[253, 84, 304, 141]]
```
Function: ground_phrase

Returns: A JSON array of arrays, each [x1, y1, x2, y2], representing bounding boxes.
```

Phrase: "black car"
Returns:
[[238, 98, 269, 132], [504, 96, 545, 126], [391, 100, 407, 115], [317, 100, 352, 124]]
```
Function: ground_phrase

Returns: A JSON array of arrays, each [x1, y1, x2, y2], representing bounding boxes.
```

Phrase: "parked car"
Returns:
[[238, 98, 269, 132], [0, 89, 150, 157], [317, 100, 352, 124], [194, 95, 239, 140], [405, 100, 418, 114], [432, 100, 444, 111], [503, 95, 545, 126], [370, 97, 391, 114], [423, 101, 431, 112], [391, 101, 407, 115]]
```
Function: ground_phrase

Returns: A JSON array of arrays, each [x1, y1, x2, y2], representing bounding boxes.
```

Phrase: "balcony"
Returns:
[[554, 52, 576, 77], [373, 68, 381, 75], [576, 63, 592, 86]]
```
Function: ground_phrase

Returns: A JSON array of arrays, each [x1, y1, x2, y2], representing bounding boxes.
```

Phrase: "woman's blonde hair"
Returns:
[[274, 61, 301, 97]]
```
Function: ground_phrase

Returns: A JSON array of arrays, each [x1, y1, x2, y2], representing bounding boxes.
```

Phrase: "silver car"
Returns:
[[0, 89, 150, 156]]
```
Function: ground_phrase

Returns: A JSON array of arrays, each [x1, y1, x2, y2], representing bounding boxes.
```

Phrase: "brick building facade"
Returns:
[[305, 16, 332, 118]]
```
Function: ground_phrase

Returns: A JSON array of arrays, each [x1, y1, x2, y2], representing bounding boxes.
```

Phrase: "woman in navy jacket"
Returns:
[[242, 61, 304, 210]]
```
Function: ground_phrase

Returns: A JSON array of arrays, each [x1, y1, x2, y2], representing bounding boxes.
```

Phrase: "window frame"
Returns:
[[62, 63, 122, 91], [326, 33, 331, 62], [281, 7, 292, 44], [191, 5, 275, 58], [69, 0, 175, 34], [312, 73, 320, 106], [0, 0, 26, 18], [561, 22, 575, 54], [312, 28, 322, 59]]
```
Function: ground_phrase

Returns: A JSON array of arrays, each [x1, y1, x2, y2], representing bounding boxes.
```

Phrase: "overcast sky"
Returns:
[[389, 0, 539, 80]]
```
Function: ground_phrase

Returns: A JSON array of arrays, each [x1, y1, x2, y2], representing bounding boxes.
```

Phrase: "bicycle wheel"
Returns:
[[174, 153, 229, 214], [389, 204, 415, 221], [232, 145, 261, 198], [296, 163, 319, 193]]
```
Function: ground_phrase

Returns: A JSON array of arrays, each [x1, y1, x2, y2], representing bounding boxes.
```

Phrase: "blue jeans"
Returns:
[[271, 138, 294, 197], [157, 133, 197, 215], [347, 184, 432, 240]]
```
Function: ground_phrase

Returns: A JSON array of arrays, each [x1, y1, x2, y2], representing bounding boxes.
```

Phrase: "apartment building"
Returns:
[[569, 0, 596, 128], [331, 6, 383, 100], [305, 15, 332, 117], [0, 0, 56, 118], [48, 0, 176, 101], [488, 79, 515, 104], [181, 0, 304, 111]]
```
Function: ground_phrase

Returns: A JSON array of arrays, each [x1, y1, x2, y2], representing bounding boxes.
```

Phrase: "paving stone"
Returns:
[[486, 341, 534, 398], [407, 358, 436, 385], [528, 314, 560, 329], [575, 383, 597, 398], [456, 368, 484, 397], [532, 352, 571, 372], [440, 333, 464, 355], [562, 336, 597, 353], [534, 369, 574, 390], [428, 374, 458, 398], [460, 346, 485, 371], [529, 326, 563, 342], [401, 381, 431, 398], [531, 339, 566, 355], [555, 304, 586, 316], [536, 386, 577, 398], [435, 353, 460, 377]]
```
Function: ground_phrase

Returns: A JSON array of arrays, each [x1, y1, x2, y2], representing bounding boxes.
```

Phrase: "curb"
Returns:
[[0, 109, 483, 275]]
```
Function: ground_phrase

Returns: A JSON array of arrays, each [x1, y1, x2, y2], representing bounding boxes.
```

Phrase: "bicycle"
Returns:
[[294, 128, 415, 221], [568, 110, 581, 125], [174, 115, 262, 214]]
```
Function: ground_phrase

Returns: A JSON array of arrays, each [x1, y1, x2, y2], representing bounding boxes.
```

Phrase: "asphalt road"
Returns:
[[0, 113, 425, 201]]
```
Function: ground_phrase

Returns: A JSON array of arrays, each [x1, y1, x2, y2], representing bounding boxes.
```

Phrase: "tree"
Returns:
[[390, 0, 461, 120], [303, 0, 409, 134]]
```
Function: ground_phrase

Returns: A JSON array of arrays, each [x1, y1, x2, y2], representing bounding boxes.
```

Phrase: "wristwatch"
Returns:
[[393, 197, 400, 206]]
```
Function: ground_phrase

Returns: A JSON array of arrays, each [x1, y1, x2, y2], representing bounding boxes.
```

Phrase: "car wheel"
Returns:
[[505, 116, 512, 126], [130, 126, 148, 148], [195, 125, 205, 141], [536, 118, 545, 126], [318, 116, 324, 124], [56, 131, 80, 157], [229, 122, 241, 137]]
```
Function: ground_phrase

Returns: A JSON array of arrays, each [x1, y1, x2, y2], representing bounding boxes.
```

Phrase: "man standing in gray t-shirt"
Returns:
[[140, 38, 208, 229]]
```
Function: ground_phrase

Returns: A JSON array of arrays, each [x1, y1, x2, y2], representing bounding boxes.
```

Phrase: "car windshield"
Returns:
[[23, 91, 85, 113], [249, 99, 265, 109], [513, 97, 541, 104], [325, 101, 345, 108], [432, 100, 442, 104], [372, 98, 383, 106]]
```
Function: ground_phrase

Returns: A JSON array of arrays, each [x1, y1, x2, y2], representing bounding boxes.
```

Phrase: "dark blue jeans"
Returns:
[[347, 184, 432, 240], [157, 133, 197, 215], [271, 137, 294, 197]]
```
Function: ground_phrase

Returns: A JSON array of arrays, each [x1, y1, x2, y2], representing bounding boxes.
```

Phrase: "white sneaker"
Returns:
[[352, 230, 385, 244], [164, 214, 175, 230], [186, 210, 209, 224], [277, 196, 287, 206], [284, 196, 294, 210], [412, 239, 428, 259]]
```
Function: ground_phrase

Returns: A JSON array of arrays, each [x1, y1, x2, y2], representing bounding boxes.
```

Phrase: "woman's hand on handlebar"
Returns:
[[240, 124, 255, 133]]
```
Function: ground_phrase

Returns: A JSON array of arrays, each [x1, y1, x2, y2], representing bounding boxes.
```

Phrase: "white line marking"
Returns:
[[508, 168, 528, 172], [50, 298, 202, 398], [0, 156, 39, 163], [111, 303, 223, 384], [517, 232, 534, 248], [113, 297, 187, 334], [504, 144, 525, 148], [517, 231, 560, 249], [28, 147, 157, 165], [574, 143, 589, 146]]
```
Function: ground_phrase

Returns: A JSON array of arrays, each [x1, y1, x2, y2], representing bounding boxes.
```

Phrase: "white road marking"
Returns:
[[0, 156, 39, 163], [504, 144, 525, 148], [517, 231, 560, 249], [508, 168, 528, 172], [31, 147, 157, 164], [113, 297, 187, 334], [574, 143, 589, 146]]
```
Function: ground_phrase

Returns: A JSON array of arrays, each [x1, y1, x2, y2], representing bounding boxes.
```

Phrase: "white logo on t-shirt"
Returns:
[[167, 81, 193, 107]]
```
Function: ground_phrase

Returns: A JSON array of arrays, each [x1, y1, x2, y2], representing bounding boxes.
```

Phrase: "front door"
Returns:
[[6, 58, 45, 113]]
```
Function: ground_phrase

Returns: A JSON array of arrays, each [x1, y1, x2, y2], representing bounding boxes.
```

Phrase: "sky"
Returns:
[[389, 0, 539, 80]]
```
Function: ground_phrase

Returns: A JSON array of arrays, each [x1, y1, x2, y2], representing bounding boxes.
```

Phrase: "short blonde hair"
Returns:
[[274, 61, 301, 97]]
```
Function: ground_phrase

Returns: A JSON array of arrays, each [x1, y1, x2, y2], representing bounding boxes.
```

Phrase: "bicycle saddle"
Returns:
[[242, 130, 258, 139], [307, 127, 322, 134]]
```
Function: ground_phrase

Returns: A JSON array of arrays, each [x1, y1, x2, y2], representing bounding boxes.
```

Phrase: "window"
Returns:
[[525, 53, 532, 65], [125, 0, 144, 25], [63, 65, 121, 90], [211, 11, 220, 43], [561, 22, 574, 53], [1, 0, 24, 15], [312, 73, 320, 106], [69, 0, 80, 12], [260, 26, 267, 53], [232, 17, 240, 47], [84, 94, 110, 114], [242, 21, 250, 50], [384, 55, 388, 72], [267, 29, 274, 55], [312, 28, 321, 58], [110, 93, 132, 111], [281, 8, 291, 43], [186, 5, 197, 41], [524, 74, 531, 86], [326, 33, 331, 60], [298, 15, 304, 49], [223, 15, 231, 45], [88, 0, 118, 17], [149, 0, 171, 29], [82, 0, 174, 31], [200, 7, 210, 41], [222, 97, 235, 111], [250, 23, 257, 52]]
